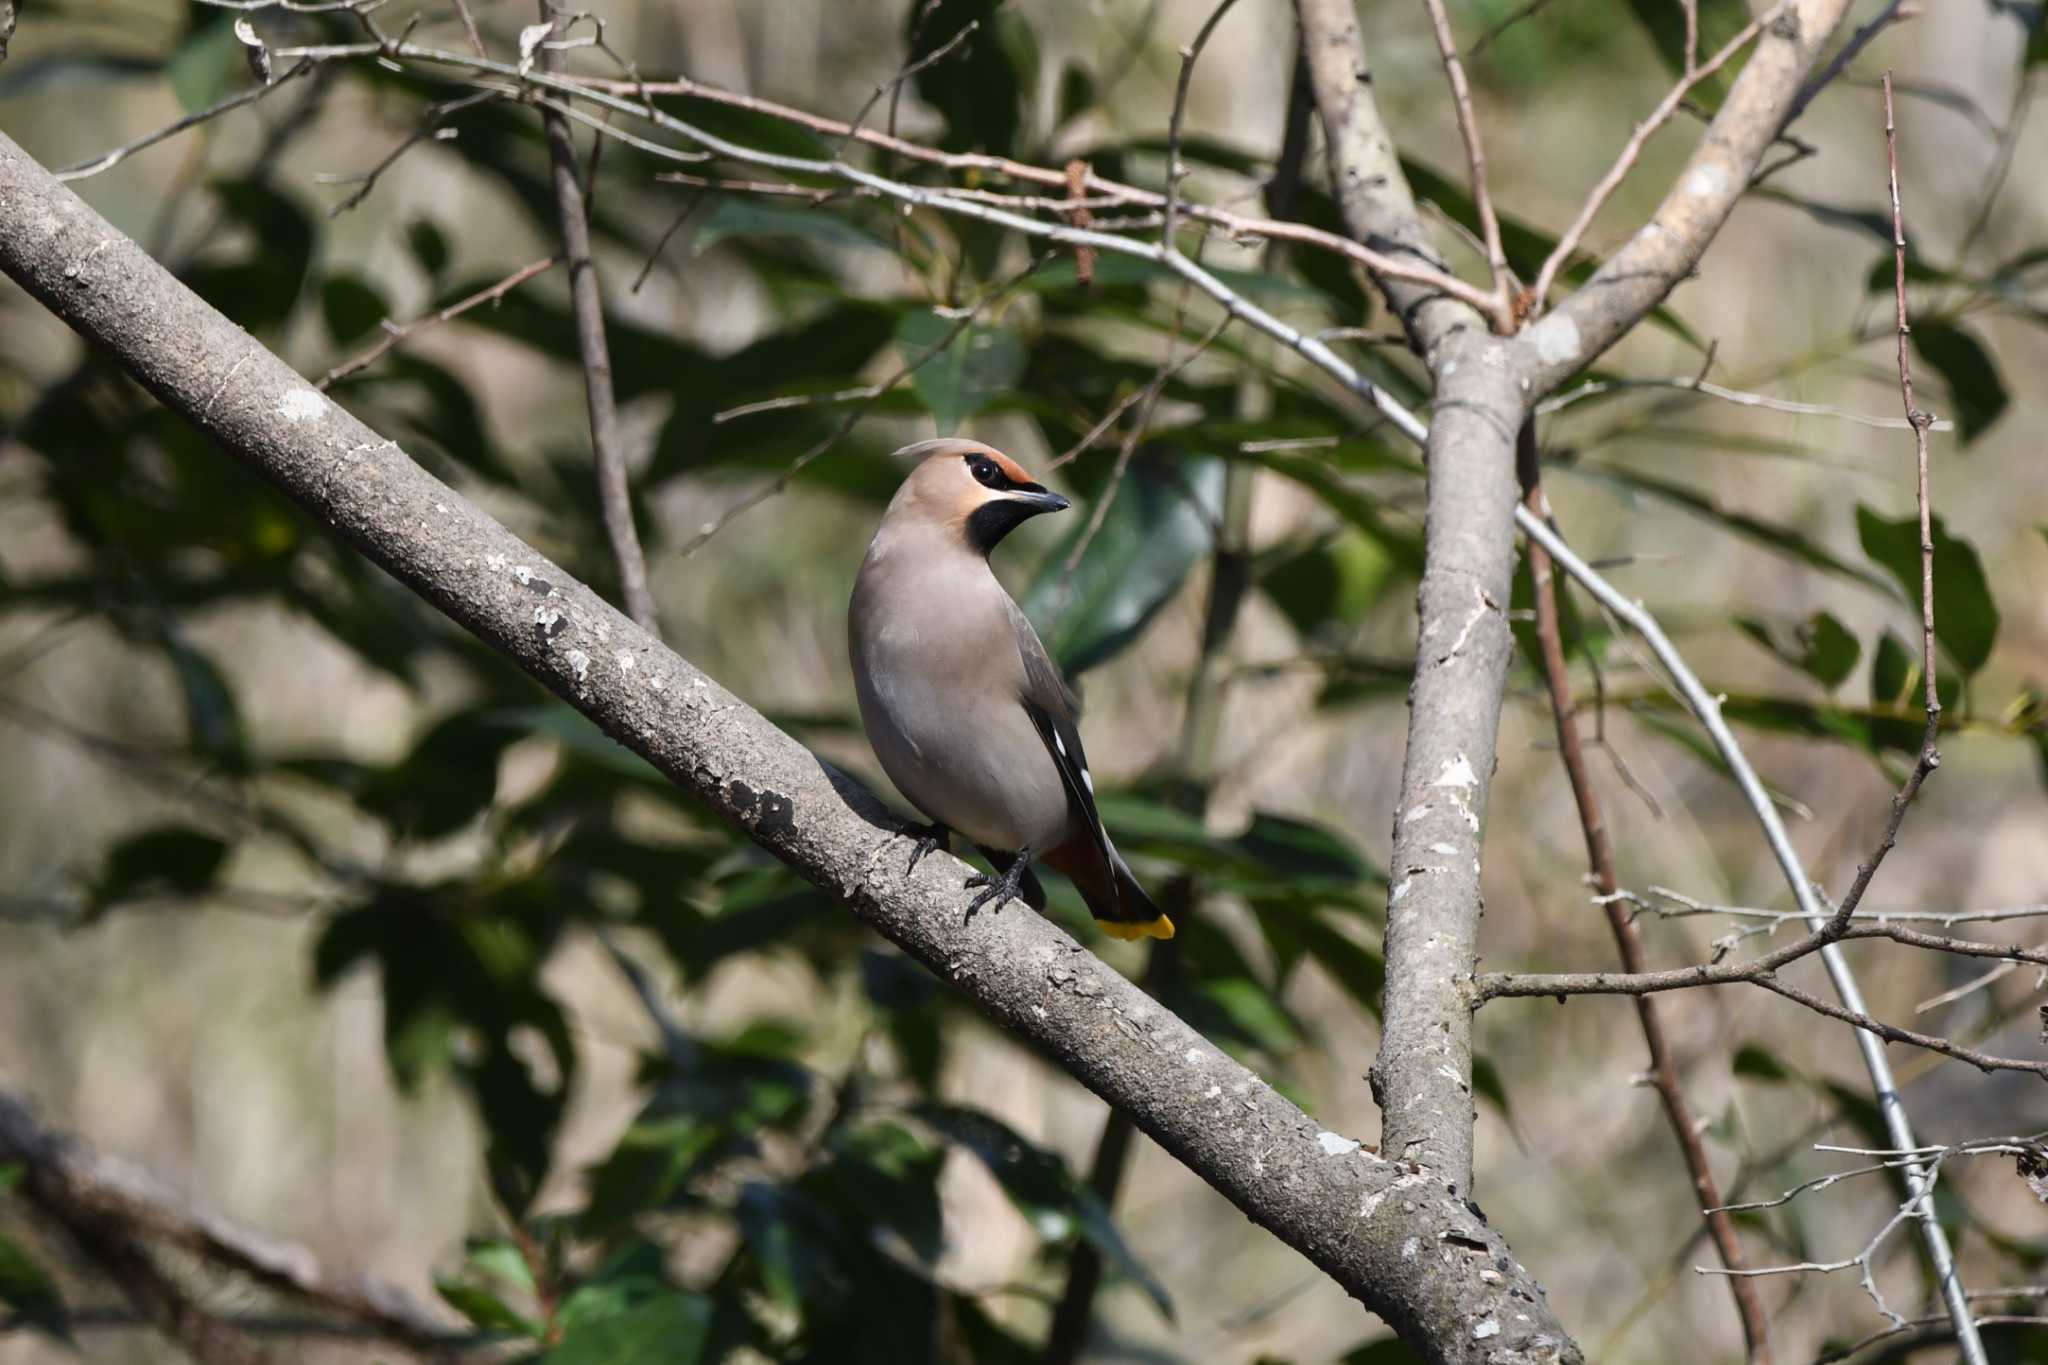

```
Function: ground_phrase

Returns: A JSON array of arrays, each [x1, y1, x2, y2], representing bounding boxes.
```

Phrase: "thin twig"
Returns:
[[535, 1, 657, 631], [837, 16, 979, 154], [1782, 0, 1913, 131], [533, 68, 1503, 314], [449, 0, 486, 58], [1538, 374, 1951, 431], [1420, 0, 1512, 320], [1516, 424, 1773, 1363], [321, 88, 503, 215], [1913, 961, 2017, 1014], [318, 254, 561, 388], [1527, 4, 1783, 310], [1159, 0, 1243, 259], [676, 251, 1056, 557], [54, 59, 317, 181], [1467, 0, 1563, 58]]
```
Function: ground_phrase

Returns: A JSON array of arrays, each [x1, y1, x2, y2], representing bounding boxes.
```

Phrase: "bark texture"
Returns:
[[0, 131, 1581, 1365]]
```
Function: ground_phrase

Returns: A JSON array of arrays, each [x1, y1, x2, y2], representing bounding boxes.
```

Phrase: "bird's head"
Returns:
[[884, 438, 1071, 554]]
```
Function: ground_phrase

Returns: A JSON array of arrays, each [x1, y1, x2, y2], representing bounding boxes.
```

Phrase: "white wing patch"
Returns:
[[1080, 765, 1094, 794]]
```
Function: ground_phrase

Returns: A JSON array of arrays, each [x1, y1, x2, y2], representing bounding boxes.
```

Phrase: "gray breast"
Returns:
[[850, 555, 1073, 853]]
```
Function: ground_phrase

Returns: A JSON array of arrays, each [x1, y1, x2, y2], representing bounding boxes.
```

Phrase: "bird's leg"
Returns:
[[963, 846, 1034, 922], [904, 821, 951, 875]]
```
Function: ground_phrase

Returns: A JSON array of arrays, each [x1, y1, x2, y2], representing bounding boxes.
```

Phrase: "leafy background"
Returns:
[[0, 0, 2045, 1361]]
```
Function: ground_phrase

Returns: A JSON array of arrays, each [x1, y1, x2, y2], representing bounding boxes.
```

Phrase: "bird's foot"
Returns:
[[963, 847, 1033, 922], [904, 822, 951, 875]]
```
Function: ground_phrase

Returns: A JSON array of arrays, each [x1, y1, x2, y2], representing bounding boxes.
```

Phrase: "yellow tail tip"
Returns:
[[1099, 914, 1175, 942]]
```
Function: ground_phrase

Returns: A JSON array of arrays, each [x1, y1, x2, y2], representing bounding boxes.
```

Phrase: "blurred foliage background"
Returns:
[[0, 0, 2045, 1361]]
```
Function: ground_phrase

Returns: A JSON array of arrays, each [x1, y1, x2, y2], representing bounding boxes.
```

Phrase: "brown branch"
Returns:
[[1420, 0, 1512, 320], [1828, 71, 1941, 924], [535, 1, 656, 632], [1160, 0, 1243, 258], [1525, 5, 1781, 311], [53, 58, 318, 182], [553, 72, 1501, 316], [1526, 0, 1860, 392], [1515, 424, 1773, 1364], [1477, 922, 2048, 999], [317, 254, 561, 388], [0, 1091, 462, 1361]]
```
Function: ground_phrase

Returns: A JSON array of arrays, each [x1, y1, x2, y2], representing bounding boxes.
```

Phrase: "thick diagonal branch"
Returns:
[[0, 131, 1579, 1365]]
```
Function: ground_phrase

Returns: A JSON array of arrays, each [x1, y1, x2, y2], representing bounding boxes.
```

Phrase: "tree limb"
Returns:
[[1525, 0, 1860, 392], [0, 129, 1581, 1365], [535, 3, 657, 632], [1294, 0, 1524, 1191], [0, 1090, 461, 1361]]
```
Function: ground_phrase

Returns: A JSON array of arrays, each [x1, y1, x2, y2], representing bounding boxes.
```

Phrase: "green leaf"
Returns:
[[690, 199, 890, 256], [1472, 1055, 1515, 1127], [167, 18, 238, 114], [1752, 189, 1899, 248], [544, 1291, 710, 1365], [1855, 506, 2001, 675], [435, 1277, 542, 1337], [1732, 1045, 1794, 1083], [1258, 532, 1396, 639], [907, 0, 1038, 157], [321, 275, 389, 348], [1022, 454, 1222, 673], [0, 1229, 63, 1328], [1624, 0, 1753, 89], [1870, 629, 1913, 706], [895, 311, 1027, 436], [160, 631, 248, 770], [98, 826, 229, 902], [464, 1238, 537, 1296], [1909, 321, 2008, 442], [408, 219, 451, 278], [1735, 611, 1860, 691]]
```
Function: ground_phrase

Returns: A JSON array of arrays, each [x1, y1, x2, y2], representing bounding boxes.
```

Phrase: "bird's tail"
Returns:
[[1045, 839, 1175, 941]]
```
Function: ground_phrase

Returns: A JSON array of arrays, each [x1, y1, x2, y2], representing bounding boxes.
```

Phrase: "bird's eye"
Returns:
[[967, 455, 1002, 487]]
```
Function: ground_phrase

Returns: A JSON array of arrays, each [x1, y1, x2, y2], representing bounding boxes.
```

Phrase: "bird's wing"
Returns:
[[1006, 598, 1119, 907]]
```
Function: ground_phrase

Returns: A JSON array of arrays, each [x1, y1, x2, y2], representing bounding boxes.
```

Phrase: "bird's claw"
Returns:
[[905, 823, 950, 875], [962, 850, 1032, 923]]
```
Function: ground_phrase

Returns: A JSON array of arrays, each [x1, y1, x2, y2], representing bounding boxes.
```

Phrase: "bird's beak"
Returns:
[[1012, 489, 1071, 515]]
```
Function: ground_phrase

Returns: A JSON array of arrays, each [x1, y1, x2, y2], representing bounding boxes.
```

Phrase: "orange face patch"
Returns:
[[986, 449, 1038, 487]]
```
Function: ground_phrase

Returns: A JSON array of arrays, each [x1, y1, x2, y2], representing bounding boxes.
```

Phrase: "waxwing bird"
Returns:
[[848, 439, 1175, 942]]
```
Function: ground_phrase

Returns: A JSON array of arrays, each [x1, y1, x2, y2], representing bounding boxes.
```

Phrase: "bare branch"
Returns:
[[1160, 0, 1243, 259], [54, 58, 317, 182], [1516, 424, 1773, 1363], [535, 1, 656, 632], [1529, 0, 1861, 392], [0, 1091, 462, 1361], [1527, 5, 1782, 311], [1828, 69, 1943, 928], [1420, 0, 1512, 317], [317, 254, 560, 389], [1538, 374, 1951, 431]]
